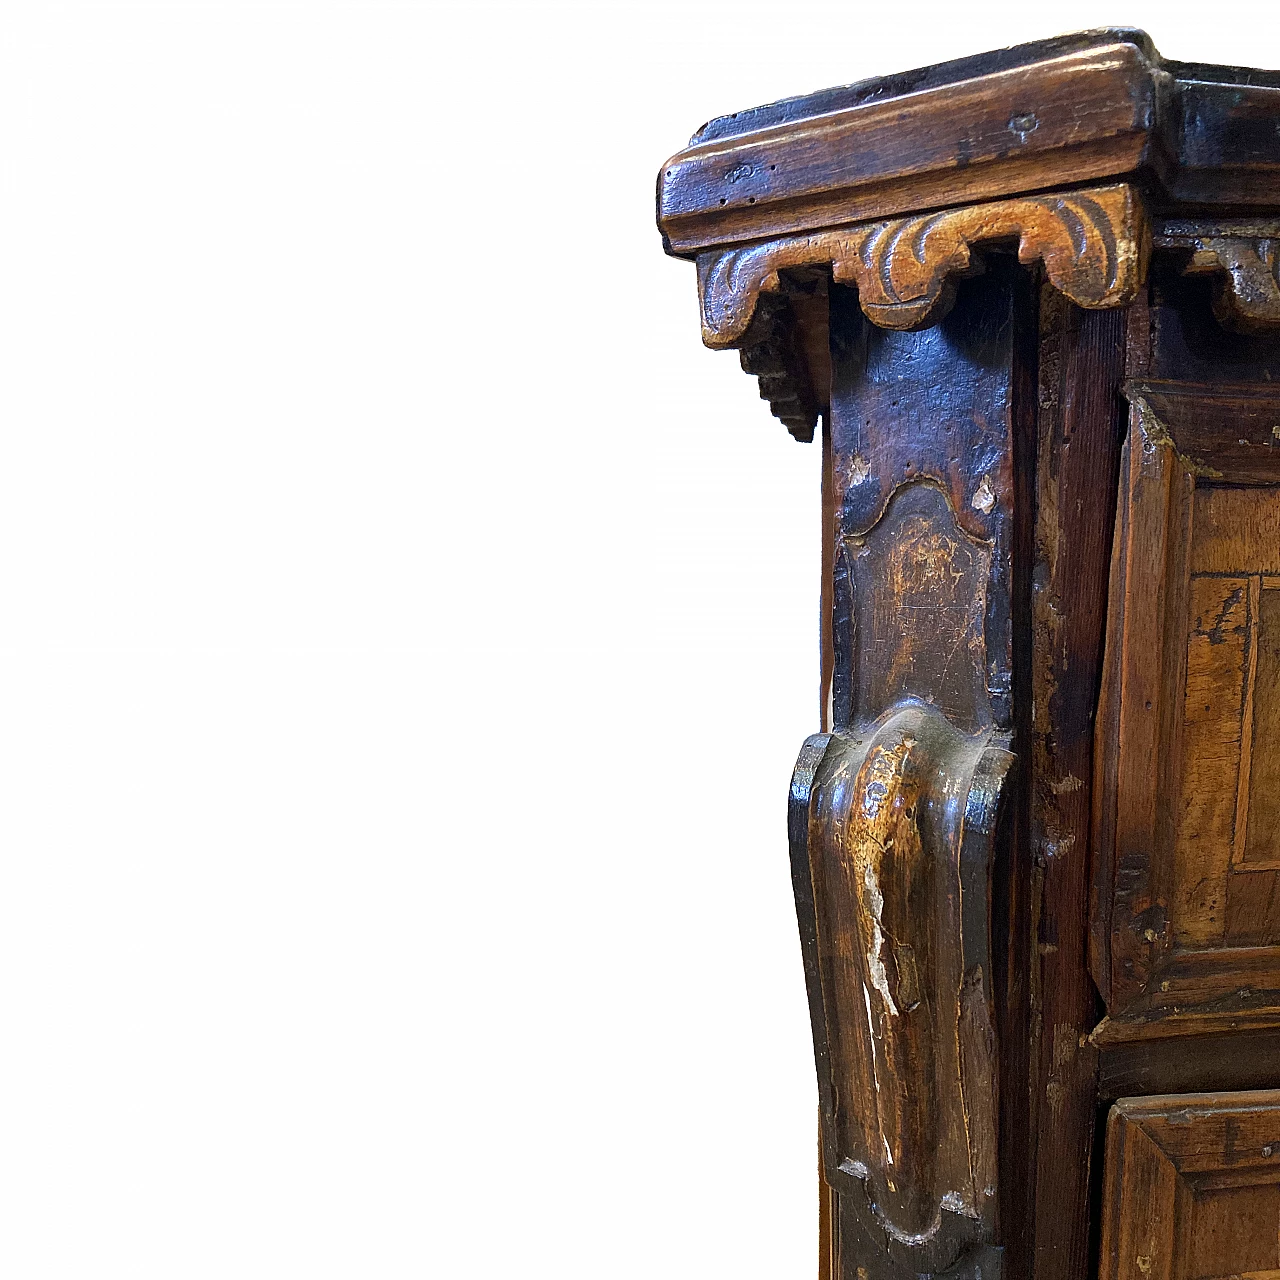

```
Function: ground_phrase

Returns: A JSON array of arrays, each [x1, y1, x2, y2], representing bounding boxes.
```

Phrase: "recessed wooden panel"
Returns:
[[1191, 490, 1280, 575], [1093, 386, 1280, 1037], [1099, 1091, 1280, 1280], [1173, 575, 1251, 949], [1227, 871, 1280, 947], [1245, 583, 1280, 867]]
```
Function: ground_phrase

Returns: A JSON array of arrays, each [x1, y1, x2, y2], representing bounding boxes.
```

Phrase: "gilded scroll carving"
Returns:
[[698, 184, 1147, 347], [1182, 237, 1280, 333]]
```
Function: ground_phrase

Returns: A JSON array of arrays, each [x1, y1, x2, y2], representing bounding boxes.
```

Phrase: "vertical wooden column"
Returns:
[[814, 261, 1033, 1279]]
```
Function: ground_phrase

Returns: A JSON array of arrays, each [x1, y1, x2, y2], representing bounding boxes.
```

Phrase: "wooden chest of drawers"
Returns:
[[657, 28, 1280, 1280]]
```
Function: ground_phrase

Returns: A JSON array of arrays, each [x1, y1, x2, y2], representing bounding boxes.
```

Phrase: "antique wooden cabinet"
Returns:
[[656, 29, 1280, 1280]]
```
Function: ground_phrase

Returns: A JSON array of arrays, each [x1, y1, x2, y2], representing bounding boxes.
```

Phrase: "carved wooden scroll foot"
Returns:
[[790, 705, 1012, 1256]]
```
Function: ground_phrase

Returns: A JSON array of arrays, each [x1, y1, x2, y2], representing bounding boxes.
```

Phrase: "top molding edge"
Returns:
[[657, 29, 1280, 258]]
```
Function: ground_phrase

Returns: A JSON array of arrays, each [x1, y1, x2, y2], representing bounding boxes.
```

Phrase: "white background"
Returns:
[[1, 3, 1276, 1276]]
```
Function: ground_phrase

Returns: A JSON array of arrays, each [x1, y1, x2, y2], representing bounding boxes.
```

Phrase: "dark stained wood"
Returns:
[[1172, 225, 1280, 335], [827, 270, 1021, 729], [656, 27, 1280, 1280], [1168, 79, 1280, 208], [787, 267, 1034, 1277], [1150, 254, 1280, 386], [660, 39, 1154, 255], [1026, 292, 1128, 1280], [795, 711, 1009, 1260], [1100, 1027, 1280, 1098], [690, 183, 1146, 437], [738, 289, 826, 442], [679, 29, 1158, 147], [818, 1125, 837, 1280], [1092, 381, 1280, 1043], [1123, 381, 1280, 485]]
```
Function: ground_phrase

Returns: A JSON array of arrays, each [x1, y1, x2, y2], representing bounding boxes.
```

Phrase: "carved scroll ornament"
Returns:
[[697, 184, 1148, 347], [1180, 235, 1280, 333]]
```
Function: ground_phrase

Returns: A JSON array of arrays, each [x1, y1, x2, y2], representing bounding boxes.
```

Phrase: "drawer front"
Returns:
[[1100, 1091, 1280, 1280]]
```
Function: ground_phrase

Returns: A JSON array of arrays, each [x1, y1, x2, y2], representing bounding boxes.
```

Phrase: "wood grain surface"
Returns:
[[1099, 1091, 1280, 1280], [654, 25, 1280, 1280], [696, 186, 1148, 348]]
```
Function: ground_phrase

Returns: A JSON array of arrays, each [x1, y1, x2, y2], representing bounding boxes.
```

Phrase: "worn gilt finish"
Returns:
[[657, 27, 1280, 1280], [792, 709, 1010, 1250], [698, 185, 1148, 347], [1164, 222, 1280, 334]]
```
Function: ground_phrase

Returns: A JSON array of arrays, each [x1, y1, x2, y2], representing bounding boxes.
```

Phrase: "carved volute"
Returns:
[[658, 28, 1280, 1280]]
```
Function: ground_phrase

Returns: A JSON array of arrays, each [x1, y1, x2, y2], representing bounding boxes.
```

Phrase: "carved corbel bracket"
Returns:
[[737, 290, 824, 443], [1160, 220, 1280, 333], [698, 184, 1148, 348], [790, 705, 1012, 1254]]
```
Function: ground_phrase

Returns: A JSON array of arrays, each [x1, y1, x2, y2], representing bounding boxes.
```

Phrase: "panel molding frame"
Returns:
[[1099, 1091, 1280, 1280], [1091, 381, 1280, 1042]]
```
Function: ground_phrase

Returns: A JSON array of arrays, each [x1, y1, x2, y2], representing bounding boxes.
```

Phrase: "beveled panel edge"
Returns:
[[1124, 380, 1280, 483], [1099, 1025, 1280, 1097]]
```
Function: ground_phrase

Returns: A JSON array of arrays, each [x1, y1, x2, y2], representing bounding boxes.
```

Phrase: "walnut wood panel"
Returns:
[[1100, 1028, 1280, 1099], [1244, 587, 1280, 870], [1092, 382, 1280, 1040], [1099, 1091, 1280, 1280]]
